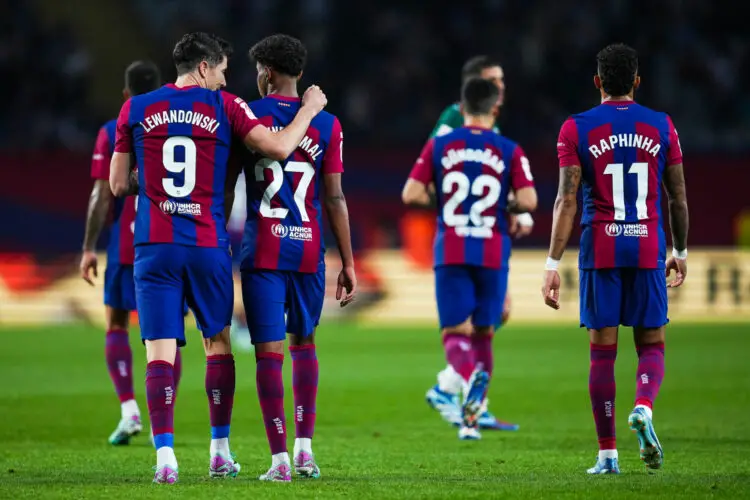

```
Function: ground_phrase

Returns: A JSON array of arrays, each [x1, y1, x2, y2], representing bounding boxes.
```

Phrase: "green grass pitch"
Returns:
[[1, 322, 749, 499]]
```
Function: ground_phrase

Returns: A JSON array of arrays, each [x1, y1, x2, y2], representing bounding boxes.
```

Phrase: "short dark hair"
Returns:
[[597, 44, 638, 96], [125, 60, 161, 96], [461, 55, 501, 82], [249, 34, 307, 77], [172, 32, 233, 75], [461, 77, 499, 115]]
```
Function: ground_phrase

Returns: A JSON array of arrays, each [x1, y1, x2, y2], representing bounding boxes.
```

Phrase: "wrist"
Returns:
[[672, 247, 688, 259], [544, 256, 560, 271]]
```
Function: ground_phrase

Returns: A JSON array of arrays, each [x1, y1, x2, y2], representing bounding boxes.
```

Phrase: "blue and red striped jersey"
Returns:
[[557, 100, 683, 269], [114, 84, 260, 248], [240, 94, 343, 273], [91, 118, 136, 265], [409, 126, 535, 269]]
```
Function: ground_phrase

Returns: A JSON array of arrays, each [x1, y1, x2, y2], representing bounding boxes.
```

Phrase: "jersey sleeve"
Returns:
[[557, 117, 580, 167], [323, 117, 344, 174], [430, 105, 462, 138], [114, 99, 133, 154], [510, 145, 535, 190], [221, 91, 262, 140], [665, 115, 683, 166], [90, 126, 113, 180], [408, 138, 436, 184]]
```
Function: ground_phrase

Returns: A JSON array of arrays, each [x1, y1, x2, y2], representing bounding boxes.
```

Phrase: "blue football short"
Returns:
[[135, 244, 233, 346], [579, 268, 668, 330], [435, 264, 508, 329], [241, 269, 326, 343], [104, 264, 137, 311]]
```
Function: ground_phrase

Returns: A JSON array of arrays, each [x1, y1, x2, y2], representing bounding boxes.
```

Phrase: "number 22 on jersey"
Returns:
[[442, 171, 501, 238], [255, 158, 315, 222]]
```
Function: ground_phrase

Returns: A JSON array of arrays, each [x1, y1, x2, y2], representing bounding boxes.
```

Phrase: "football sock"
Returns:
[[146, 361, 175, 459], [256, 352, 287, 455], [294, 437, 312, 456], [272, 452, 290, 466], [436, 365, 463, 394], [589, 343, 617, 451], [290, 345, 318, 440], [206, 354, 235, 456], [442, 334, 475, 382], [471, 333, 494, 376], [105, 329, 135, 405], [635, 342, 665, 411], [174, 347, 183, 394]]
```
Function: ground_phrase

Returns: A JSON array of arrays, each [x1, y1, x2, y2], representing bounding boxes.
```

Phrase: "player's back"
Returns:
[[120, 84, 238, 248], [430, 126, 533, 269], [241, 94, 342, 273], [559, 101, 682, 269]]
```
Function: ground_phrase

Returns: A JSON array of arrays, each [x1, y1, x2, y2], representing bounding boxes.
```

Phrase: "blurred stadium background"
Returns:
[[2, 0, 749, 326], [2, 2, 750, 497]]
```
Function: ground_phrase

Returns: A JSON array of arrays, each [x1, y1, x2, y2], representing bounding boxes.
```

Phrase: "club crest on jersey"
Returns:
[[159, 199, 201, 216], [605, 222, 648, 238]]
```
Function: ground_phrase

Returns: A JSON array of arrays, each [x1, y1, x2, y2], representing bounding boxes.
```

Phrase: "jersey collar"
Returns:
[[267, 93, 301, 102]]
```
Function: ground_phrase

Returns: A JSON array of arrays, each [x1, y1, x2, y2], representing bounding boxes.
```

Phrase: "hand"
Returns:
[[80, 250, 98, 286], [509, 213, 534, 239], [302, 85, 327, 115], [665, 256, 687, 288], [541, 270, 561, 310], [336, 266, 357, 307]]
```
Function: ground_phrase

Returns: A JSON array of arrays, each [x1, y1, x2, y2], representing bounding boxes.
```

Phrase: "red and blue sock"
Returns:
[[589, 343, 617, 450], [290, 345, 318, 439], [206, 354, 235, 441], [256, 352, 287, 454], [443, 333, 475, 382], [105, 330, 134, 403], [635, 342, 665, 410], [146, 361, 175, 449]]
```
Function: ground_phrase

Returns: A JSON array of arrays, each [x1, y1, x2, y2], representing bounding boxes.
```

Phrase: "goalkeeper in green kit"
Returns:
[[424, 56, 532, 431]]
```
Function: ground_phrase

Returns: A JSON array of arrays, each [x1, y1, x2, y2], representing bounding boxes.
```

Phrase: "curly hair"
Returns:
[[596, 44, 638, 96], [249, 34, 307, 77]]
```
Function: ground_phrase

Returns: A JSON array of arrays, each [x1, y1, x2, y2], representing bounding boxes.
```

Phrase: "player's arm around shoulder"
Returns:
[[231, 87, 327, 161]]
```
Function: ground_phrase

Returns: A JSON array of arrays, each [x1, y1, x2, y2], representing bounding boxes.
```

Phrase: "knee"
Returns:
[[289, 331, 315, 347], [442, 318, 473, 337], [106, 307, 130, 331], [473, 326, 494, 338], [254, 340, 285, 358], [203, 326, 232, 356]]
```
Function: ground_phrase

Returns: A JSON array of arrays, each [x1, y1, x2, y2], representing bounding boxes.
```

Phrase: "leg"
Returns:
[[241, 269, 291, 482], [186, 247, 239, 478], [471, 266, 518, 431], [135, 244, 185, 483], [624, 269, 668, 470], [103, 264, 143, 445], [580, 269, 622, 474], [426, 267, 474, 427], [287, 270, 325, 478]]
